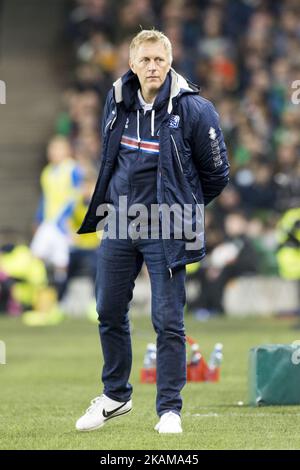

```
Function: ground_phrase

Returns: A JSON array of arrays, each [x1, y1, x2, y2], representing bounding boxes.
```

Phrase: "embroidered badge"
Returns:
[[168, 115, 180, 128]]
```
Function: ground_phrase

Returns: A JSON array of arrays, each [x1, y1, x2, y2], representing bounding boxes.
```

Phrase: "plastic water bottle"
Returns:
[[208, 343, 223, 370], [143, 343, 157, 369], [190, 343, 202, 366]]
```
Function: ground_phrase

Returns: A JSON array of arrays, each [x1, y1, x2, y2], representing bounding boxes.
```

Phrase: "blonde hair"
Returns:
[[129, 29, 173, 64]]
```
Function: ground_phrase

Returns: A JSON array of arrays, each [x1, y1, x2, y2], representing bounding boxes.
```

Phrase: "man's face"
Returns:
[[130, 41, 171, 99]]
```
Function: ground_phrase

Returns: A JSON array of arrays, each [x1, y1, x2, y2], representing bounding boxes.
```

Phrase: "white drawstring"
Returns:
[[136, 109, 141, 142], [151, 109, 155, 137], [137, 107, 154, 139]]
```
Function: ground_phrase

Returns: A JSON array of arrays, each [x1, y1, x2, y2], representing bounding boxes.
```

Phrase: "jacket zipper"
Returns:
[[104, 119, 113, 133], [170, 134, 200, 206], [83, 113, 117, 225], [157, 143, 172, 278], [104, 115, 117, 134]]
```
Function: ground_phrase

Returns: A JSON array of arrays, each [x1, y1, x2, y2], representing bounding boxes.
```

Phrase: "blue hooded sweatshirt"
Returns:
[[105, 74, 171, 213]]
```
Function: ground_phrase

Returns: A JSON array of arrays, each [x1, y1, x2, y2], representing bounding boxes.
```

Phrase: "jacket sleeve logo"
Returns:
[[208, 127, 217, 140]]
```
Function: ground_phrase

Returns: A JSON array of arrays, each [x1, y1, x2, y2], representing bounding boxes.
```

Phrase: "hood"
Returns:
[[113, 68, 200, 115]]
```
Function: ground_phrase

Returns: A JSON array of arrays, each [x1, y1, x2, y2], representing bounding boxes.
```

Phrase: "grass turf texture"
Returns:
[[0, 314, 300, 450]]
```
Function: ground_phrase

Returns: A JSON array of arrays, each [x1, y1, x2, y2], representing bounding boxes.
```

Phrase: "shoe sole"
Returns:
[[158, 429, 183, 434], [76, 408, 132, 432], [155, 425, 183, 433]]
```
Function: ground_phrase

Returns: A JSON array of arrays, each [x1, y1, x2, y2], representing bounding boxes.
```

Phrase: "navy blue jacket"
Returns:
[[78, 68, 230, 270]]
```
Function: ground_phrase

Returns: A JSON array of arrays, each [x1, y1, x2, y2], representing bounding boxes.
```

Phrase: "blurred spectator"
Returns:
[[0, 230, 47, 315], [276, 207, 300, 320], [67, 167, 100, 283], [276, 207, 300, 282], [188, 211, 259, 317], [234, 160, 277, 211], [115, 0, 158, 43], [31, 136, 83, 299], [67, 0, 115, 44]]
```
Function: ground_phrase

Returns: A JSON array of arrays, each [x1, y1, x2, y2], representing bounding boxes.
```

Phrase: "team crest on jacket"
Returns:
[[168, 115, 180, 128]]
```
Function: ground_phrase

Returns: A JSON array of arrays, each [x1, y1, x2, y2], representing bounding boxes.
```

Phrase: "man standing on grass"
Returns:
[[75, 29, 229, 434]]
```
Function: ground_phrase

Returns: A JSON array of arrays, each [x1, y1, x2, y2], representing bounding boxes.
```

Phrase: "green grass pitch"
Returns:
[[1, 314, 300, 450]]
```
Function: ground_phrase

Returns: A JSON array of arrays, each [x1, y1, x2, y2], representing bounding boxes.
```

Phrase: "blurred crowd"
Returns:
[[1, 0, 300, 320]]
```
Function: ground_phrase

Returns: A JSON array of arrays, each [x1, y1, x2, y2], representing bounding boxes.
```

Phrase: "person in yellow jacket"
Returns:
[[276, 207, 300, 321], [276, 207, 300, 280], [0, 241, 47, 314], [63, 170, 102, 322], [30, 136, 83, 298], [68, 170, 101, 281]]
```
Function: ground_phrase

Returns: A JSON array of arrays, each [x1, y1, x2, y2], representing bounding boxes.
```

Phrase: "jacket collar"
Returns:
[[113, 68, 199, 114]]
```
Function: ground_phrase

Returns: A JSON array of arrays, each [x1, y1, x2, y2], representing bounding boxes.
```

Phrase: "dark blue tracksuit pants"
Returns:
[[96, 232, 186, 417]]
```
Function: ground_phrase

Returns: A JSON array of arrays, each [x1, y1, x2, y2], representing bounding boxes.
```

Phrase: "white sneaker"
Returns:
[[76, 394, 132, 432], [154, 411, 182, 433]]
